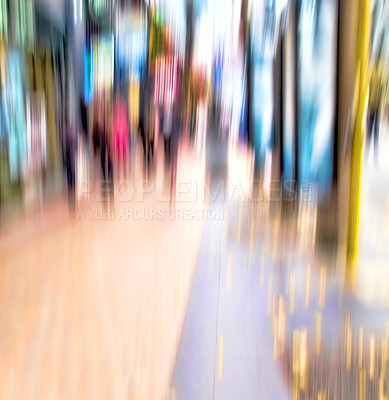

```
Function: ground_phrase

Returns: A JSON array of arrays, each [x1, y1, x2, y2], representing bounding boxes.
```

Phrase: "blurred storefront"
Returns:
[[0, 0, 66, 219], [297, 0, 338, 193], [248, 0, 340, 260], [249, 0, 337, 188]]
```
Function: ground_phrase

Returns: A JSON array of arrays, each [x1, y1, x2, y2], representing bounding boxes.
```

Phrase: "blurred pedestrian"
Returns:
[[92, 99, 103, 157], [148, 97, 155, 163], [139, 81, 150, 166], [162, 102, 173, 167], [169, 102, 182, 206], [65, 116, 78, 210], [80, 97, 88, 140], [112, 96, 129, 178], [101, 96, 113, 199], [92, 96, 113, 200]]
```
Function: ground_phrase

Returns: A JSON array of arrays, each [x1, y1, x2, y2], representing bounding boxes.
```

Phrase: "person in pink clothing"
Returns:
[[112, 96, 129, 177]]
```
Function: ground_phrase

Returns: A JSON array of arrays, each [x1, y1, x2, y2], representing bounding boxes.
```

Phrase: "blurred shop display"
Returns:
[[116, 8, 147, 84], [250, 0, 277, 170], [88, 0, 115, 21], [0, 0, 35, 48], [0, 0, 66, 218], [24, 93, 46, 206], [297, 0, 338, 190], [94, 35, 114, 91], [5, 50, 28, 183]]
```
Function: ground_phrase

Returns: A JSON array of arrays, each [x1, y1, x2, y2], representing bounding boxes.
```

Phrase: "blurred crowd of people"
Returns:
[[64, 73, 187, 209]]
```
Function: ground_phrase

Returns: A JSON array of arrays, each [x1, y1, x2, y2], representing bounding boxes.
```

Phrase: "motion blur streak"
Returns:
[[0, 0, 389, 399]]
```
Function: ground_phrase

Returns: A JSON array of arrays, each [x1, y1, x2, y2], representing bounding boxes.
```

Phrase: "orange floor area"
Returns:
[[0, 144, 206, 400]]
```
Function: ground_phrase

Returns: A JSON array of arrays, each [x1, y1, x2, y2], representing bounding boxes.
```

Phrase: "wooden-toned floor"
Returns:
[[0, 145, 206, 400]]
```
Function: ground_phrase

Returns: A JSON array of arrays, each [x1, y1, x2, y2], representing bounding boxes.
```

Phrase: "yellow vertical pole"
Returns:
[[346, 0, 370, 284]]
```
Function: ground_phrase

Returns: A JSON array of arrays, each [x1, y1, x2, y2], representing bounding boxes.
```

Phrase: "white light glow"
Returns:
[[74, 0, 77, 23]]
